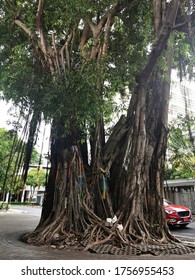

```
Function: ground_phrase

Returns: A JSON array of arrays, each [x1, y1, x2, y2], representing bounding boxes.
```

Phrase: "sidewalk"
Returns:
[[1, 209, 195, 260]]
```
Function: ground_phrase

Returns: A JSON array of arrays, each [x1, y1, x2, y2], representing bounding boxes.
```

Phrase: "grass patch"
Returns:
[[10, 202, 40, 206]]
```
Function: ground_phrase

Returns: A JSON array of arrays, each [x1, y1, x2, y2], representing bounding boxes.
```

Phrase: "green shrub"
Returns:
[[0, 202, 10, 210]]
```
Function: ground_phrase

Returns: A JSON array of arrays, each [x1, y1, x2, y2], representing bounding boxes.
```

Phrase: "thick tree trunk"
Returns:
[[100, 1, 180, 244], [21, 142, 92, 246], [89, 116, 114, 220]]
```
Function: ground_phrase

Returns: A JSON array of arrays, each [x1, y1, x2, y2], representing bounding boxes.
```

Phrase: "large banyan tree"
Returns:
[[1, 0, 195, 255]]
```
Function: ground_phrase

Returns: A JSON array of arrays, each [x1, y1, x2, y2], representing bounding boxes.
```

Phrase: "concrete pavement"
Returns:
[[1, 209, 195, 260]]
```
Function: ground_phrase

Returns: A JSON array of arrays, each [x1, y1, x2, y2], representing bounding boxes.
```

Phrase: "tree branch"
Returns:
[[80, 22, 90, 58], [87, 2, 124, 37], [138, 0, 180, 88], [14, 19, 34, 38], [36, 0, 47, 55]]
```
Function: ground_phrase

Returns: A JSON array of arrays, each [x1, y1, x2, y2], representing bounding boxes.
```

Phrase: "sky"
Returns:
[[0, 98, 50, 156], [0, 99, 13, 129]]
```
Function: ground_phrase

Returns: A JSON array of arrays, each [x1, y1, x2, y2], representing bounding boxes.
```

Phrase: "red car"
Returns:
[[163, 199, 192, 228]]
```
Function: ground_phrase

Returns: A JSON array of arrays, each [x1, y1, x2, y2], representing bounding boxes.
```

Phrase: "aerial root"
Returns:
[[83, 233, 114, 251]]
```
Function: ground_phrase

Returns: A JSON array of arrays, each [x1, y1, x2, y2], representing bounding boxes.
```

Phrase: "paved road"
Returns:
[[0, 211, 94, 260], [169, 222, 195, 238], [9, 206, 195, 238], [1, 208, 195, 260], [10, 205, 42, 216]]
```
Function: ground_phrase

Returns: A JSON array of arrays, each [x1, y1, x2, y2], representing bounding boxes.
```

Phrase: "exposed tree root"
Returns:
[[19, 207, 195, 257]]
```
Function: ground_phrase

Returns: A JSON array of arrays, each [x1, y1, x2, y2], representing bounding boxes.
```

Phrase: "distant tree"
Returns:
[[0, 128, 15, 197], [166, 115, 195, 179], [26, 167, 46, 202], [31, 149, 41, 165], [0, 127, 41, 200]]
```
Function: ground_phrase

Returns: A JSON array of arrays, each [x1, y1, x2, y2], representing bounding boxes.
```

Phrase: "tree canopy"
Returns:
[[26, 167, 46, 202], [26, 167, 46, 188]]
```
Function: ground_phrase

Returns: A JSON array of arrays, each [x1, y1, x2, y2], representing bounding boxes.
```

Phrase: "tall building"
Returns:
[[168, 73, 195, 123]]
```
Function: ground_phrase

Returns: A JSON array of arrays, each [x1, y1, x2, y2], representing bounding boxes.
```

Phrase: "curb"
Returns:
[[7, 208, 29, 214], [175, 235, 195, 248]]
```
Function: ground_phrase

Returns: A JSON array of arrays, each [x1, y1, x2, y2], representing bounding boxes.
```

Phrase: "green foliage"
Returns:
[[0, 127, 41, 194], [10, 202, 39, 206], [0, 128, 17, 191], [25, 167, 46, 202], [166, 115, 195, 179], [0, 0, 153, 137], [0, 201, 9, 210], [31, 149, 41, 165], [172, 30, 195, 81], [26, 167, 46, 188], [0, 0, 195, 152]]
